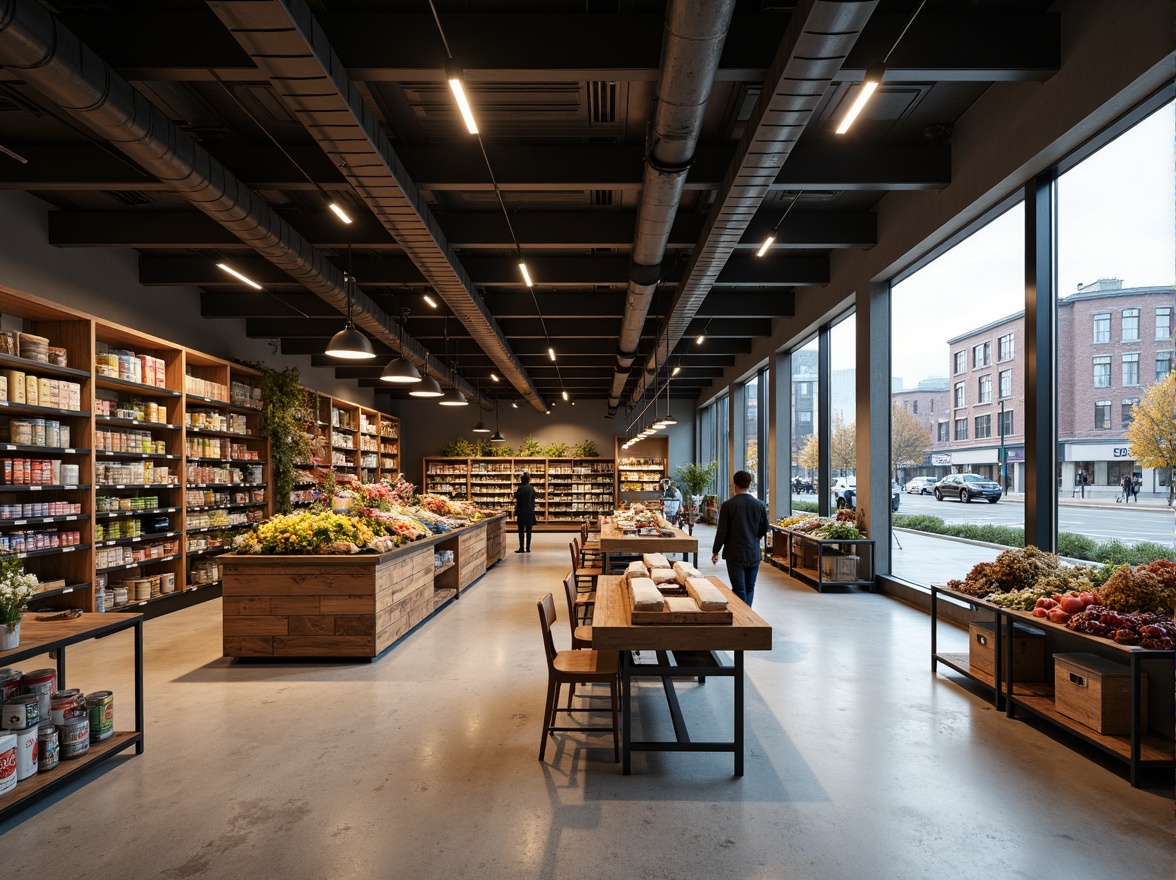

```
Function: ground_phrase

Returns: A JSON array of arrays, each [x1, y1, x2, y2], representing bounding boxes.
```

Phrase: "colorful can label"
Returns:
[[0, 732, 16, 794], [15, 724, 37, 780], [50, 689, 86, 725], [86, 692, 114, 742], [0, 668, 20, 702], [21, 668, 56, 720], [37, 723, 58, 772], [2, 694, 39, 729], [58, 716, 89, 758]]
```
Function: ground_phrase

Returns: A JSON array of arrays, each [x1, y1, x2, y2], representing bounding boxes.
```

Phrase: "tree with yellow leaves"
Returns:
[[1126, 371, 1176, 503], [891, 405, 933, 480]]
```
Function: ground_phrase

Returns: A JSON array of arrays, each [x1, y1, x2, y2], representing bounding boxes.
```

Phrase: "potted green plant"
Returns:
[[674, 461, 718, 534], [0, 556, 39, 649]]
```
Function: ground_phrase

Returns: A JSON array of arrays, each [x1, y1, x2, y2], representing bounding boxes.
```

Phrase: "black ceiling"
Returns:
[[0, 0, 1059, 412]]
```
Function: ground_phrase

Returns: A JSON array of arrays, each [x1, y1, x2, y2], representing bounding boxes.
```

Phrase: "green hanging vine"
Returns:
[[255, 366, 315, 515]]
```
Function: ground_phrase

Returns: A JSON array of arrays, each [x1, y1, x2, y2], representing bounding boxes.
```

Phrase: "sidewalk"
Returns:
[[1001, 491, 1173, 511]]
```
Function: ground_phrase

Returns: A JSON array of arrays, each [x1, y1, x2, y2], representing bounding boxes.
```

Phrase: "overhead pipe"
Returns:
[[0, 0, 489, 408], [606, 0, 736, 416], [626, 0, 879, 408], [208, 0, 547, 413]]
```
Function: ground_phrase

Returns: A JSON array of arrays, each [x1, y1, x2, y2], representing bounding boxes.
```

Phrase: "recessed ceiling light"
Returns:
[[328, 202, 352, 224], [216, 262, 262, 290]]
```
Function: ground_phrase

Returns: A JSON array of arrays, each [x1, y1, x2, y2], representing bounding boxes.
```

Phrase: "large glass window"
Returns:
[[829, 313, 857, 481], [1159, 350, 1173, 380], [741, 368, 769, 503], [890, 201, 1024, 586], [790, 338, 818, 507], [716, 394, 730, 499], [698, 401, 716, 493], [1057, 98, 1174, 519]]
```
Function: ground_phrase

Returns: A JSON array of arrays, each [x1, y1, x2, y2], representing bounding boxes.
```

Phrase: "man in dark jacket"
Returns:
[[711, 470, 769, 605], [513, 471, 536, 553]]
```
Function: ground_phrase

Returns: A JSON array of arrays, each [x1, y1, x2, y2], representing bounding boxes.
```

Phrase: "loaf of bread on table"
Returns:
[[649, 568, 677, 585], [685, 577, 729, 611], [673, 562, 702, 585], [628, 577, 665, 611], [642, 552, 670, 570], [624, 560, 649, 582], [665, 596, 700, 613]]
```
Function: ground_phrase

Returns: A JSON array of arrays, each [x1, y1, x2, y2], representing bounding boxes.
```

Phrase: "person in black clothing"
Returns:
[[711, 470, 769, 605], [513, 471, 536, 553]]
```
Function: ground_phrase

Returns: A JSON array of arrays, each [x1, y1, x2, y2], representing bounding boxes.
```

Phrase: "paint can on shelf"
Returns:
[[14, 723, 37, 780], [37, 722, 58, 772], [57, 715, 89, 759], [21, 668, 56, 719], [0, 732, 16, 795], [2, 694, 40, 730], [50, 689, 86, 725], [0, 668, 21, 701], [160, 572, 175, 593], [86, 692, 114, 742]]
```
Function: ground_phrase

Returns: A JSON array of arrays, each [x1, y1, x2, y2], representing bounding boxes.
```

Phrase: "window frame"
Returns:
[[1121, 308, 1140, 342], [1093, 400, 1112, 430], [975, 414, 992, 439], [997, 333, 1015, 362], [998, 368, 1012, 399], [954, 418, 968, 441], [1092, 355, 1111, 388], [1157, 307, 1173, 340], [978, 374, 992, 404], [1121, 352, 1140, 386], [1092, 312, 1111, 344], [953, 381, 965, 409]]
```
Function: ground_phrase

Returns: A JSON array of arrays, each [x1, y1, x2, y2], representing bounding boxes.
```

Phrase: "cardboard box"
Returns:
[[3, 370, 24, 403], [24, 375, 37, 407], [1054, 652, 1147, 735], [969, 620, 1045, 682], [38, 377, 51, 408]]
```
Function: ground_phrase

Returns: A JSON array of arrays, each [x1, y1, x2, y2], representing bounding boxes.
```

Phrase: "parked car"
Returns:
[[791, 477, 814, 494], [904, 476, 939, 495], [831, 477, 856, 509], [933, 473, 1002, 503], [826, 477, 900, 510]]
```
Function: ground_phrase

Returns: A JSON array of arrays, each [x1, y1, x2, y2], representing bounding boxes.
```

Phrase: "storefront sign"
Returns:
[[931, 453, 951, 466], [1005, 447, 1025, 463], [1063, 442, 1132, 461]]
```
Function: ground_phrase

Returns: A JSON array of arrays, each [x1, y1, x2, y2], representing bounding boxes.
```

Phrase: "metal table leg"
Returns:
[[621, 648, 631, 775], [734, 650, 744, 777]]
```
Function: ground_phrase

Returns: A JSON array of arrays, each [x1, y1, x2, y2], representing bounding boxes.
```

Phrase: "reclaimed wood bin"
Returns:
[[221, 515, 506, 659]]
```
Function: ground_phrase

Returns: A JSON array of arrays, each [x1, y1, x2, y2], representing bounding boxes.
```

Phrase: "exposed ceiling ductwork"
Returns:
[[626, 0, 880, 408], [208, 0, 547, 413], [0, 0, 487, 408], [606, 0, 736, 416]]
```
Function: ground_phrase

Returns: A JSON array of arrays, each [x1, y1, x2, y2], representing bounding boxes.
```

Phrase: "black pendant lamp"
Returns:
[[381, 308, 422, 383], [326, 238, 375, 359], [437, 316, 468, 406]]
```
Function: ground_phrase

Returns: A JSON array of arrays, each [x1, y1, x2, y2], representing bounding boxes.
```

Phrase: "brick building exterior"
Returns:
[[930, 279, 1174, 495], [892, 378, 950, 443]]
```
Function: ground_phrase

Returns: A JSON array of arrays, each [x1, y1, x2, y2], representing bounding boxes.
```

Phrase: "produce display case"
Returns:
[[768, 525, 875, 592], [931, 584, 1175, 787]]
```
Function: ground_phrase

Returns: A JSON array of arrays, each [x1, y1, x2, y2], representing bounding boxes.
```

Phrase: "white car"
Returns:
[[904, 476, 939, 495]]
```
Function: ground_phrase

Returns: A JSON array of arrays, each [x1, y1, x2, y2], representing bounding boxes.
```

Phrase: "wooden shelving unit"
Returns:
[[614, 435, 668, 504], [0, 284, 402, 620], [767, 525, 876, 591], [423, 456, 615, 530]]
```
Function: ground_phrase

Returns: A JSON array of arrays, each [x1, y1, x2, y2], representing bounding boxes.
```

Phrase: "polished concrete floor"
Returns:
[[1, 528, 1172, 879]]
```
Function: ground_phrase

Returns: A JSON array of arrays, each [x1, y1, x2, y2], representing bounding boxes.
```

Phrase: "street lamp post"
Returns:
[[998, 398, 1006, 495]]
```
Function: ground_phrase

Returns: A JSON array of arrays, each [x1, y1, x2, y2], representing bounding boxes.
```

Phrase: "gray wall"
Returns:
[[0, 190, 379, 408]]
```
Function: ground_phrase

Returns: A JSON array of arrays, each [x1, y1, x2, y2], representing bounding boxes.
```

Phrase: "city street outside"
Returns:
[[788, 490, 1176, 586]]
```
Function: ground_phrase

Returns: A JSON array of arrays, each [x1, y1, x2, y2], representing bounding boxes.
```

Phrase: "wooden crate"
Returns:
[[1054, 652, 1148, 735], [820, 553, 858, 581], [969, 621, 1045, 682]]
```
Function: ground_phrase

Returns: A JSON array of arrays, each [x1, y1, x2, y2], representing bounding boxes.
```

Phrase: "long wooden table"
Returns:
[[596, 520, 699, 574], [591, 575, 772, 775]]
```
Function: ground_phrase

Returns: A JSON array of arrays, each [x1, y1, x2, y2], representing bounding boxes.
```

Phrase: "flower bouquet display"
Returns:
[[0, 555, 40, 649]]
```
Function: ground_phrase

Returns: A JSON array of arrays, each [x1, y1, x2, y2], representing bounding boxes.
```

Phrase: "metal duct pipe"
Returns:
[[626, 0, 879, 408], [209, 0, 546, 413], [606, 0, 736, 416], [0, 0, 487, 409]]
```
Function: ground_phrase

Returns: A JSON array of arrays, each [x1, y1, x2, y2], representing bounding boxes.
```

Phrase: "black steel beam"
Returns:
[[9, 141, 947, 194], [145, 254, 826, 288], [35, 12, 1057, 84], [50, 209, 875, 251], [682, 318, 770, 338], [697, 292, 795, 318]]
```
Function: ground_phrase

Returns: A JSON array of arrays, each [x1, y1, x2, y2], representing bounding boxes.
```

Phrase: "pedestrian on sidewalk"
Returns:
[[1131, 476, 1141, 503], [1119, 474, 1131, 503]]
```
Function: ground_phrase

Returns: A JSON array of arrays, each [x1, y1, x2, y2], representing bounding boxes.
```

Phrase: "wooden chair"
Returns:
[[569, 538, 601, 594], [579, 521, 603, 563], [537, 593, 619, 763], [562, 572, 593, 647]]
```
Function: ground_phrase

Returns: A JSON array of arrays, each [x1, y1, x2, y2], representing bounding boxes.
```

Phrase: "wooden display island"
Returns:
[[221, 514, 506, 660]]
